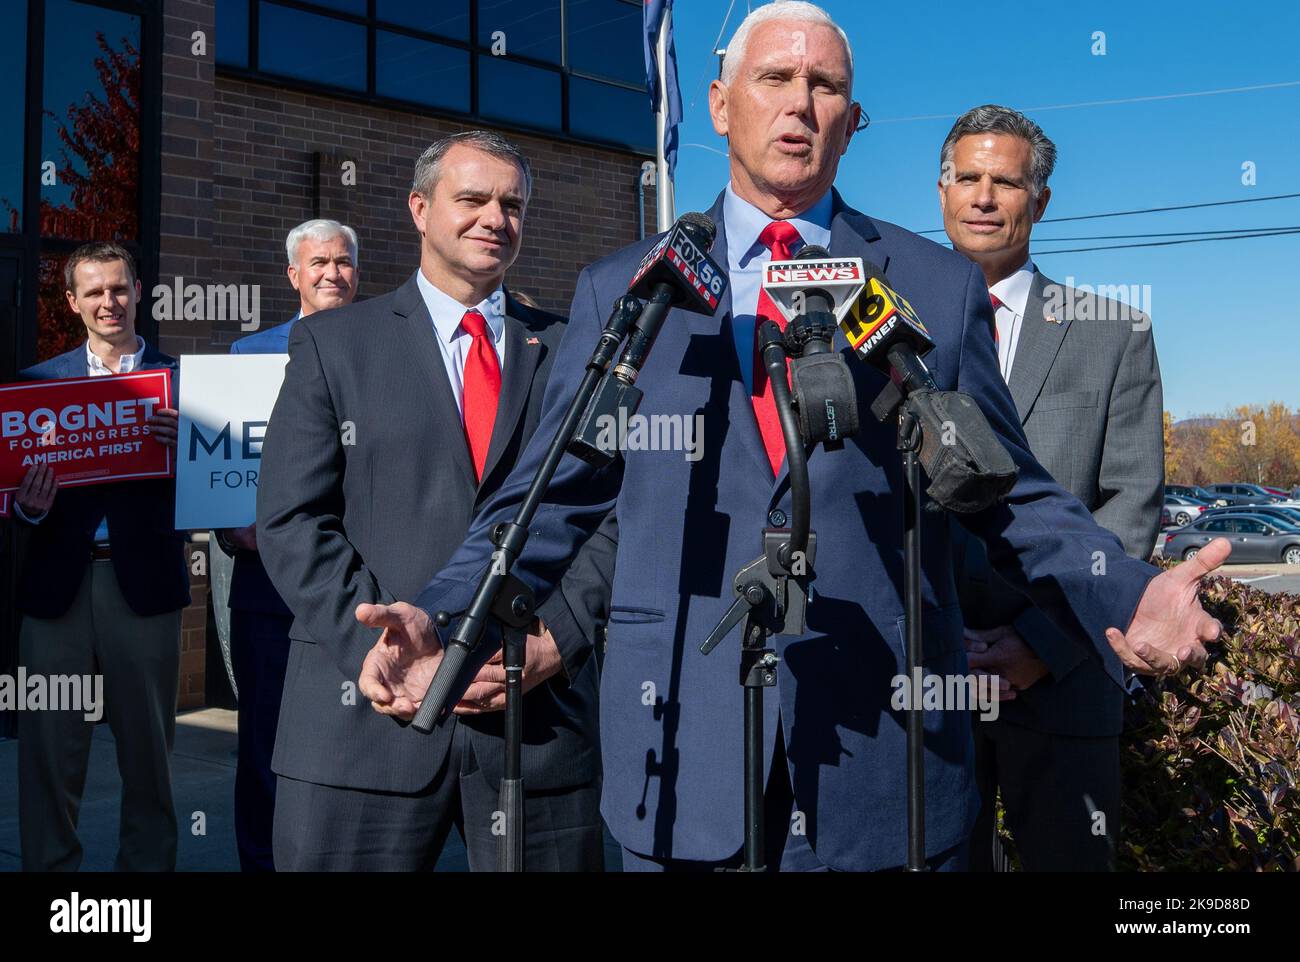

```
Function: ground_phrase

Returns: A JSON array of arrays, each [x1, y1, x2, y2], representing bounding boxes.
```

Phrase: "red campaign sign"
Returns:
[[0, 370, 174, 491]]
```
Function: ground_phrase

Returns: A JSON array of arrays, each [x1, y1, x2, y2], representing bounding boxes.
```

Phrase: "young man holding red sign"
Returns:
[[11, 241, 188, 872]]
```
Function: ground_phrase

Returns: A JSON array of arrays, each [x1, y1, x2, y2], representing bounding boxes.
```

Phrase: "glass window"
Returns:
[[477, 54, 560, 131], [299, 0, 366, 14], [37, 250, 85, 362], [1204, 520, 1229, 532], [1238, 520, 1267, 534], [376, 0, 470, 40], [258, 2, 366, 92], [216, 0, 250, 67], [569, 77, 653, 150], [477, 0, 561, 65], [567, 0, 642, 85], [41, 0, 141, 242], [0, 1, 26, 233], [376, 32, 470, 112]]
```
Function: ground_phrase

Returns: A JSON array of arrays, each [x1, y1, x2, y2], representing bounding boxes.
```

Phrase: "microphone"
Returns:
[[845, 265, 1018, 513], [759, 245, 862, 446], [569, 212, 727, 466], [841, 262, 938, 396]]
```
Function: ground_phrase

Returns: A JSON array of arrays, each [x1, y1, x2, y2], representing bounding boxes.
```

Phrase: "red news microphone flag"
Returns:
[[644, 0, 682, 180]]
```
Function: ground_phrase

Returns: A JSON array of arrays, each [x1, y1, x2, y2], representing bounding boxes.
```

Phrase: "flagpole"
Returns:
[[654, 7, 676, 232]]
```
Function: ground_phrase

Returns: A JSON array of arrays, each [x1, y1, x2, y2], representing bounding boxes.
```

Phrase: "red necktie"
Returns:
[[460, 309, 500, 482], [752, 220, 803, 475], [989, 292, 1004, 344]]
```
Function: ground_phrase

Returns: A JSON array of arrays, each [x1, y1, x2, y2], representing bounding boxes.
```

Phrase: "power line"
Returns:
[[1031, 228, 1300, 256], [689, 0, 736, 107], [872, 79, 1300, 124], [1034, 226, 1300, 242], [918, 192, 1300, 234]]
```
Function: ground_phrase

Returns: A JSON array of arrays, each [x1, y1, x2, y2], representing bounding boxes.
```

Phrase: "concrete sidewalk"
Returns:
[[1, 708, 618, 871]]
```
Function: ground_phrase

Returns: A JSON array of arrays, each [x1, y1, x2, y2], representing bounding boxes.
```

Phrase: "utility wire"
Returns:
[[1031, 228, 1300, 255], [872, 79, 1300, 124], [918, 192, 1300, 234], [1034, 226, 1300, 242]]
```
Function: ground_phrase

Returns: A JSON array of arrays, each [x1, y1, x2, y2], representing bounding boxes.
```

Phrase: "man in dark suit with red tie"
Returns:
[[255, 131, 608, 870]]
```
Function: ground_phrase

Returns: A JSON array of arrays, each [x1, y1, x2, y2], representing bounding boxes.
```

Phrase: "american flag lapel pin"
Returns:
[[526, 336, 540, 345]]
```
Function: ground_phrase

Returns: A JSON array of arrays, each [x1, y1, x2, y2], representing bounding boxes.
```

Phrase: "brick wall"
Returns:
[[159, 0, 217, 710], [210, 75, 656, 347]]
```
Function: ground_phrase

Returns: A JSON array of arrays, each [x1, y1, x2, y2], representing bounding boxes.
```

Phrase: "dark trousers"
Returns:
[[17, 560, 181, 871], [272, 718, 604, 871], [230, 608, 293, 872], [970, 715, 1119, 872], [620, 723, 969, 872]]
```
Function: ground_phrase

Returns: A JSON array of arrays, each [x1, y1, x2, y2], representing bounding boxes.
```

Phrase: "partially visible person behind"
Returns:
[[11, 241, 188, 871], [938, 105, 1164, 871], [216, 218, 359, 872]]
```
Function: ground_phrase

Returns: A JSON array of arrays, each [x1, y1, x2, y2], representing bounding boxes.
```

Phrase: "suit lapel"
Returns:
[[390, 272, 478, 489], [480, 300, 542, 485], [700, 191, 774, 482], [1008, 270, 1071, 421]]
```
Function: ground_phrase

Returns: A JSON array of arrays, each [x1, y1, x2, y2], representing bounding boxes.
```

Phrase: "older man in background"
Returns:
[[215, 219, 359, 871]]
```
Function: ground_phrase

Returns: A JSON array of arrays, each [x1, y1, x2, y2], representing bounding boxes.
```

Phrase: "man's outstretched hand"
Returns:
[[1106, 537, 1231, 676], [357, 601, 442, 720]]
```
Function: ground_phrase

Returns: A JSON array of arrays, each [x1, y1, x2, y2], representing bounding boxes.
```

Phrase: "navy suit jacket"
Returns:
[[15, 343, 190, 618], [257, 277, 603, 794], [413, 190, 1159, 869], [226, 316, 298, 617]]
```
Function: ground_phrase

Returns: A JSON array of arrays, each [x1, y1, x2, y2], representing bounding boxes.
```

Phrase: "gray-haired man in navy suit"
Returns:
[[216, 218, 359, 871]]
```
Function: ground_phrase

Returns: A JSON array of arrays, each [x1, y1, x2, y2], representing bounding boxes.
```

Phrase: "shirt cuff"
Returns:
[[535, 589, 593, 684], [13, 502, 47, 525]]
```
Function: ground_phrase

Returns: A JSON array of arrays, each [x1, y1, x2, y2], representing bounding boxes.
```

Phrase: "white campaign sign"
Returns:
[[175, 354, 289, 530]]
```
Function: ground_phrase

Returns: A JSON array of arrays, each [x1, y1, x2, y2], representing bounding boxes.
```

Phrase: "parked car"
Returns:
[[1163, 495, 1210, 527], [1204, 483, 1282, 506], [1261, 485, 1290, 498], [1165, 483, 1227, 506], [1163, 512, 1300, 564], [1204, 503, 1300, 528]]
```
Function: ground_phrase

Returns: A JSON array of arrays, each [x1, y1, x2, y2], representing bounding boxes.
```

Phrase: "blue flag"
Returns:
[[644, 0, 682, 181]]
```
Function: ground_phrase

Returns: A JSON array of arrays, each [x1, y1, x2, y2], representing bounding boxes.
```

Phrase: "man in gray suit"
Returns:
[[938, 105, 1164, 870]]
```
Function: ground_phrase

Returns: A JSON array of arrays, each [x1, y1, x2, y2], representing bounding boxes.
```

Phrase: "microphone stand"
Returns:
[[699, 321, 815, 872], [408, 294, 643, 871], [871, 354, 931, 873]]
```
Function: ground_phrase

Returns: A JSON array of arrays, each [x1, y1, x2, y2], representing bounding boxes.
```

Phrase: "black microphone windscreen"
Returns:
[[678, 211, 717, 250]]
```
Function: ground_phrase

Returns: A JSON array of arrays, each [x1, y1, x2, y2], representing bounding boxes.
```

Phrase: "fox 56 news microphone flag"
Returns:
[[410, 213, 727, 871], [644, 0, 681, 230]]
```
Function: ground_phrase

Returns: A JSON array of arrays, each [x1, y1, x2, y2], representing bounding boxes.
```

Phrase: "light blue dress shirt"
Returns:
[[415, 270, 507, 419], [722, 185, 834, 393]]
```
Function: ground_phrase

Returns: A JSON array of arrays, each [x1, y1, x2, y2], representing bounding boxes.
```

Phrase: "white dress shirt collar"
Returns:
[[988, 259, 1036, 319], [86, 335, 146, 376], [415, 270, 506, 348], [722, 184, 834, 269]]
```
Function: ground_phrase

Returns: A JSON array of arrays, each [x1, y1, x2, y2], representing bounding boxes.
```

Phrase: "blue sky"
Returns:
[[664, 0, 1300, 419]]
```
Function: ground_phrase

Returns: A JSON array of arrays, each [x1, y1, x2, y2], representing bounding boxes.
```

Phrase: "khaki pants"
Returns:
[[17, 560, 182, 871]]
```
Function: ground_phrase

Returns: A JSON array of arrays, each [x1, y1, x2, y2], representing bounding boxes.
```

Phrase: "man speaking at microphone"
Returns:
[[356, 2, 1227, 871]]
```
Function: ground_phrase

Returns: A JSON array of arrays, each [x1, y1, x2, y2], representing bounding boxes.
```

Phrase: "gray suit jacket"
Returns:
[[952, 269, 1164, 736]]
